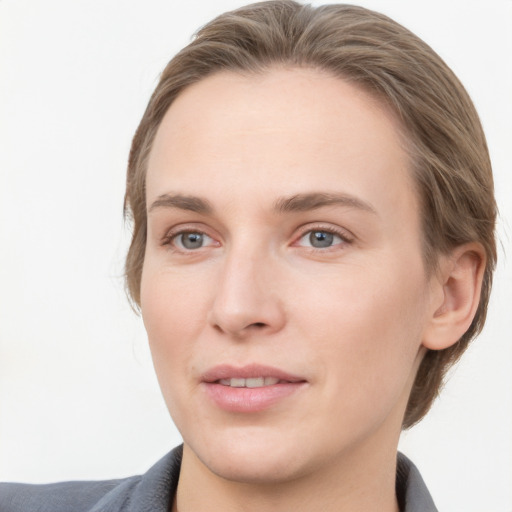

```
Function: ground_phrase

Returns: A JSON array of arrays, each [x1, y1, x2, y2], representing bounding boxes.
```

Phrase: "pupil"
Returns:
[[310, 231, 333, 248], [183, 232, 203, 249]]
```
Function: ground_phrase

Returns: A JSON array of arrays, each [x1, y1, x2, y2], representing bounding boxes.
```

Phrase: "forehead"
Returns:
[[146, 67, 417, 224]]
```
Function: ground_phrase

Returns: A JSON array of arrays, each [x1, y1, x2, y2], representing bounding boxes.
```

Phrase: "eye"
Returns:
[[171, 231, 215, 250], [296, 229, 348, 249]]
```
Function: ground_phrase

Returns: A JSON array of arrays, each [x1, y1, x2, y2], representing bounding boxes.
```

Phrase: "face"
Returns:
[[142, 68, 437, 483]]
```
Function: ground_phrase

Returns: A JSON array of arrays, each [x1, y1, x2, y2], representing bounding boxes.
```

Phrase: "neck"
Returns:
[[173, 439, 401, 512]]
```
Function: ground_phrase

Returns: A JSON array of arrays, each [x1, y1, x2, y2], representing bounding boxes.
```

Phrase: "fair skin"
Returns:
[[141, 68, 484, 512]]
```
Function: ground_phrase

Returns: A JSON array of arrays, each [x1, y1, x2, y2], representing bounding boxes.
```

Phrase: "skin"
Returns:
[[141, 68, 475, 512]]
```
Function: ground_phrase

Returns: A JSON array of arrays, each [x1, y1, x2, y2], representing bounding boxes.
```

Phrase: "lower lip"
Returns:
[[202, 382, 306, 413]]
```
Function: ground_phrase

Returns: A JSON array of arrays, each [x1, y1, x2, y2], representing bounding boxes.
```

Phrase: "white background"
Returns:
[[0, 0, 511, 510]]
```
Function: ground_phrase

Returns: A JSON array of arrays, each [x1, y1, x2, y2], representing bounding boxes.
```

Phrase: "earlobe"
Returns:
[[422, 243, 486, 351]]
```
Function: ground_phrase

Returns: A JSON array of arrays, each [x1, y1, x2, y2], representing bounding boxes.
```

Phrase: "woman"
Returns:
[[0, 2, 499, 511]]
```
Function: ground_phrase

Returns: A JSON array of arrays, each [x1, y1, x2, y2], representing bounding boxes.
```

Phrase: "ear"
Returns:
[[422, 243, 486, 351]]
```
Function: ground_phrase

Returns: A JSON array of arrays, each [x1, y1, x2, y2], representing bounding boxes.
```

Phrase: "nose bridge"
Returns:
[[209, 238, 284, 337]]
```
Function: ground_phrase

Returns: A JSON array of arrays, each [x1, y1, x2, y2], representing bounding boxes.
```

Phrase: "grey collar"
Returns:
[[397, 452, 438, 512]]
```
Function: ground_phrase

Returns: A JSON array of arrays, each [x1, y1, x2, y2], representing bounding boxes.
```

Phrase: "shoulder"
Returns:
[[0, 446, 183, 512], [0, 477, 139, 512]]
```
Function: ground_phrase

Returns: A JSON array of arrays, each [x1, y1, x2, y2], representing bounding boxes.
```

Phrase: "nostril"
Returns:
[[251, 322, 266, 328]]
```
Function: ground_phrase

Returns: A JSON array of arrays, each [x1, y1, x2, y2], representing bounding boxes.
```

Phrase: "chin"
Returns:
[[203, 451, 304, 485], [185, 427, 317, 485]]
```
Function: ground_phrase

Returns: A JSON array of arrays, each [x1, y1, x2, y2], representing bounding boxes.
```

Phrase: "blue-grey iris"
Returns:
[[310, 231, 334, 248], [182, 232, 204, 249]]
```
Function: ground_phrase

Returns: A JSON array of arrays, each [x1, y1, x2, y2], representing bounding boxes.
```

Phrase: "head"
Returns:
[[125, 1, 496, 435]]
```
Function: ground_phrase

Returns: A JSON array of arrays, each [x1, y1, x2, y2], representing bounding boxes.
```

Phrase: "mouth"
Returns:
[[201, 364, 307, 413], [218, 377, 286, 388], [202, 363, 306, 385]]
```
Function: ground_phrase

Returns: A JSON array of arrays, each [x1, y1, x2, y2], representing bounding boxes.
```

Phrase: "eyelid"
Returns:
[[160, 223, 221, 249], [292, 223, 355, 245], [175, 232, 215, 250]]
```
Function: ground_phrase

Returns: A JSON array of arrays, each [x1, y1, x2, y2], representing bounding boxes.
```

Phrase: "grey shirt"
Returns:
[[0, 446, 437, 511]]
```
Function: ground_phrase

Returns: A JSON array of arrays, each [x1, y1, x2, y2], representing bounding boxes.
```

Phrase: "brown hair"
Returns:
[[124, 1, 497, 428]]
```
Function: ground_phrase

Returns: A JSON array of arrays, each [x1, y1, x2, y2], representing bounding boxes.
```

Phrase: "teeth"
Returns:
[[246, 377, 264, 388], [218, 377, 281, 388]]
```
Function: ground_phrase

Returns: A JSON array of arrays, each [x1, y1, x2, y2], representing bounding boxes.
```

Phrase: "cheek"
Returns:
[[298, 259, 427, 336], [140, 264, 208, 377], [140, 266, 209, 430], [299, 262, 428, 400]]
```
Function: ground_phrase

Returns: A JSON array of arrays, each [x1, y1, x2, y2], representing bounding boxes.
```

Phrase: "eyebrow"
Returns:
[[149, 193, 213, 214], [148, 191, 376, 216], [274, 192, 377, 215]]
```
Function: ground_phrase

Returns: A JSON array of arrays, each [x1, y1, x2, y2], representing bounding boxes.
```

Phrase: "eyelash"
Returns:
[[160, 224, 354, 253], [294, 225, 354, 250], [160, 227, 218, 252]]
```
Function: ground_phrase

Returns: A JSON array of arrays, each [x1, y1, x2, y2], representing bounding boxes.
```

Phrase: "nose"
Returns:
[[208, 248, 286, 338]]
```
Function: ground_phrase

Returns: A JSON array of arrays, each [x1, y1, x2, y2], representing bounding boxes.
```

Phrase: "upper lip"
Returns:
[[201, 364, 306, 383]]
